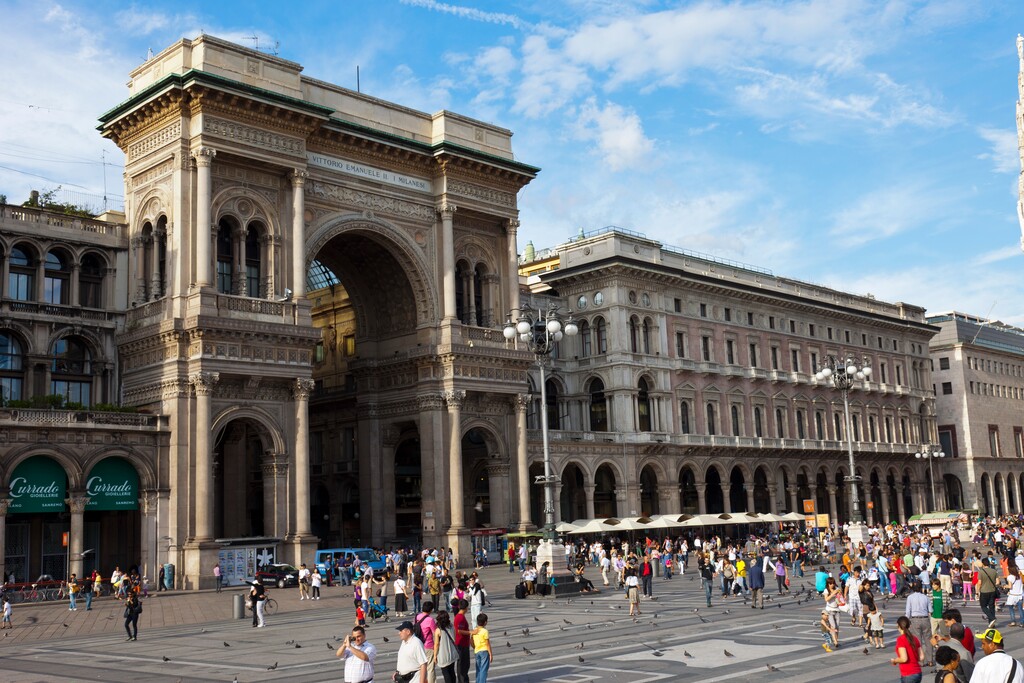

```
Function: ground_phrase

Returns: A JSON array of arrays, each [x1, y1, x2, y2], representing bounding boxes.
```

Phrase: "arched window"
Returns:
[[580, 320, 591, 357], [642, 318, 651, 354], [589, 378, 608, 431], [680, 401, 690, 434], [731, 404, 741, 436], [776, 408, 786, 438], [44, 251, 70, 304], [473, 264, 485, 326], [51, 337, 92, 406], [629, 316, 639, 353], [852, 414, 861, 441], [216, 220, 235, 294], [869, 415, 877, 441], [796, 410, 806, 439], [754, 407, 763, 437], [9, 246, 35, 301], [706, 403, 716, 436], [835, 413, 843, 440], [245, 224, 262, 297], [454, 261, 467, 323], [79, 254, 104, 308], [637, 378, 651, 432], [595, 317, 607, 354], [0, 333, 25, 404], [815, 412, 825, 440], [545, 379, 560, 430]]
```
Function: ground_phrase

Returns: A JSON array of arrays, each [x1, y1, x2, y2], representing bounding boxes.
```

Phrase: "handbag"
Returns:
[[436, 628, 459, 668]]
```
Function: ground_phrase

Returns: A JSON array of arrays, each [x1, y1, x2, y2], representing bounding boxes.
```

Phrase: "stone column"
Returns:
[[190, 371, 219, 541], [827, 485, 839, 525], [506, 218, 520, 320], [513, 394, 533, 530], [787, 485, 798, 514], [192, 147, 216, 288], [150, 227, 165, 299], [744, 483, 755, 514], [381, 425, 400, 540], [131, 235, 146, 304], [232, 224, 245, 295], [881, 485, 892, 525], [293, 378, 315, 536], [139, 491, 157, 580], [261, 452, 288, 538], [696, 483, 708, 514], [69, 261, 81, 307], [259, 235, 273, 298], [445, 390, 467, 529], [67, 495, 89, 579], [896, 485, 907, 524], [290, 170, 308, 298], [439, 203, 457, 320], [768, 483, 779, 515], [584, 484, 596, 520], [466, 271, 477, 326], [485, 462, 511, 528]]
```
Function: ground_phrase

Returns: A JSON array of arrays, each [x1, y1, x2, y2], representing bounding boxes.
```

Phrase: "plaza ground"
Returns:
[[1, 559, 1018, 682]]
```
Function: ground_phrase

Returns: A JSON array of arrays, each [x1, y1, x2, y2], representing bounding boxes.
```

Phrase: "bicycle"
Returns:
[[263, 597, 278, 616]]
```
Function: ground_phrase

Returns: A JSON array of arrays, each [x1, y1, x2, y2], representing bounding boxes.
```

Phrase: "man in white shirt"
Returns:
[[394, 620, 429, 683], [298, 563, 310, 600], [336, 626, 376, 683], [970, 628, 1024, 683]]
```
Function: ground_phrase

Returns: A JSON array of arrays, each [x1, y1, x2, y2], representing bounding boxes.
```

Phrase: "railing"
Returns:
[[463, 325, 507, 346], [1, 299, 118, 323], [126, 298, 167, 325], [0, 409, 160, 428], [0, 204, 124, 236]]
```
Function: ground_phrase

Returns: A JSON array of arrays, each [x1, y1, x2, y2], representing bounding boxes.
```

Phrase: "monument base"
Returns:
[[536, 539, 580, 596], [846, 522, 870, 545]]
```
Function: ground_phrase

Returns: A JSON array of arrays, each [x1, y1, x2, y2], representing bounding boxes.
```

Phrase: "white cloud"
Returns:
[[977, 127, 1019, 174], [828, 183, 953, 248], [400, 0, 529, 30], [573, 98, 653, 171], [971, 244, 1023, 266], [513, 34, 591, 118], [116, 7, 173, 35]]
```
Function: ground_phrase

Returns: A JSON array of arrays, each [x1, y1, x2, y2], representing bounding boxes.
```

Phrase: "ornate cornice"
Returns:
[[443, 390, 467, 410], [189, 371, 220, 396], [204, 116, 306, 158], [306, 180, 434, 222], [447, 179, 515, 208]]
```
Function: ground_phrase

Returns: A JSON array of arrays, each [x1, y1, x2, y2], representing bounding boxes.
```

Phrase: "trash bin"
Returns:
[[163, 564, 174, 591], [654, 561, 661, 577], [233, 593, 245, 620]]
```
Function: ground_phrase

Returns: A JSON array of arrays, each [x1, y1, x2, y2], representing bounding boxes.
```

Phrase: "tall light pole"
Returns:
[[504, 303, 577, 593], [915, 446, 945, 512], [815, 354, 872, 543]]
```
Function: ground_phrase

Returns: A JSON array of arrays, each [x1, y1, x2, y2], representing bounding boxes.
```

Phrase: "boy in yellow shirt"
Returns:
[[470, 613, 493, 682]]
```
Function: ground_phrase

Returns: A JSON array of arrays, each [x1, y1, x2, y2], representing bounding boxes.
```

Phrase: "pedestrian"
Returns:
[[970, 628, 1024, 682], [904, 580, 932, 666], [933, 645, 966, 683], [414, 601, 437, 654], [394, 619, 429, 683], [470, 613, 492, 683], [324, 555, 334, 587], [821, 610, 838, 652], [453, 599, 471, 683], [299, 563, 311, 600], [507, 542, 516, 573], [157, 565, 165, 592], [2, 596, 11, 630], [433, 610, 459, 683], [123, 592, 142, 641], [748, 553, 765, 609], [82, 572, 94, 611], [624, 568, 641, 616], [1004, 566, 1024, 627], [890, 615, 924, 682], [336, 625, 376, 683], [469, 577, 486, 626], [698, 553, 714, 608], [213, 562, 222, 593], [394, 572, 409, 617], [250, 577, 266, 628], [310, 566, 322, 599], [930, 623, 975, 680], [976, 557, 1000, 629], [640, 555, 653, 598], [867, 605, 885, 649]]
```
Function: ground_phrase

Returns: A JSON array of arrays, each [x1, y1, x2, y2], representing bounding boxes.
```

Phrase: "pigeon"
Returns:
[[224, 641, 231, 647], [521, 628, 530, 636], [722, 609, 731, 615], [698, 616, 710, 623], [862, 648, 870, 655], [693, 608, 700, 613], [201, 628, 208, 633], [578, 656, 585, 663], [684, 651, 693, 658], [294, 643, 302, 649], [574, 643, 584, 650], [724, 650, 735, 657], [382, 636, 390, 643], [285, 640, 295, 645], [564, 619, 573, 625], [162, 656, 171, 662], [767, 664, 781, 672], [327, 643, 334, 650], [62, 623, 69, 628], [538, 603, 546, 609], [506, 641, 512, 648], [772, 625, 780, 630], [534, 616, 540, 622], [584, 609, 591, 613], [523, 647, 535, 656], [267, 662, 278, 671]]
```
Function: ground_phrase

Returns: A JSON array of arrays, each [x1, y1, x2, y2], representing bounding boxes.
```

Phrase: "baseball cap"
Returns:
[[396, 620, 415, 631], [977, 628, 1003, 644]]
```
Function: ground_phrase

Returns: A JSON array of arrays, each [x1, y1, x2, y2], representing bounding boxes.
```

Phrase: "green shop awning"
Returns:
[[85, 458, 139, 510], [9, 456, 67, 513]]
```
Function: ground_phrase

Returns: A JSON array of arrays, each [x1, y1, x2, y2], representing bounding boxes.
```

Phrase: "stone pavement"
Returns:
[[4, 560, 1024, 682]]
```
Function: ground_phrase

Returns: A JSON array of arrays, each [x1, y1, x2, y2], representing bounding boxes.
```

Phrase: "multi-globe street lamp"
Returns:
[[915, 446, 945, 511], [504, 303, 577, 592], [814, 355, 872, 542]]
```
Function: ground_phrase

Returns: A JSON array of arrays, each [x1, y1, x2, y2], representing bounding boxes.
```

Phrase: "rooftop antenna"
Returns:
[[968, 301, 998, 345], [101, 149, 109, 211]]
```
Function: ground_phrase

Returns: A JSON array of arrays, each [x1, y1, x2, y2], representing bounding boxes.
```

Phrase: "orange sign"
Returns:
[[802, 499, 816, 514], [62, 532, 68, 548], [867, 501, 874, 510]]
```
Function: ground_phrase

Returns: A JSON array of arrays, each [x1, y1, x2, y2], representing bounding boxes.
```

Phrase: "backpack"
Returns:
[[413, 613, 427, 642]]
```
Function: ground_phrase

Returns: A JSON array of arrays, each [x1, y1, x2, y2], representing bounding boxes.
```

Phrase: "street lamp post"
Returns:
[[915, 446, 945, 512], [815, 354, 872, 543], [504, 303, 577, 594]]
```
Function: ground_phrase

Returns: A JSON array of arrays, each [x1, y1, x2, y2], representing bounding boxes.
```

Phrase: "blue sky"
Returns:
[[2, 1, 1023, 323]]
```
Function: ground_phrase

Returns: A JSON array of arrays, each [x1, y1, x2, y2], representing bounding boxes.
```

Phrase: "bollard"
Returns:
[[233, 593, 245, 620]]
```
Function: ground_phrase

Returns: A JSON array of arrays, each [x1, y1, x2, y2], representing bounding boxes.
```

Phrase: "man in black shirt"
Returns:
[[250, 577, 267, 627]]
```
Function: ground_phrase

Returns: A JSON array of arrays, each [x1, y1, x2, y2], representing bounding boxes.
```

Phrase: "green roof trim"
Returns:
[[97, 69, 335, 128]]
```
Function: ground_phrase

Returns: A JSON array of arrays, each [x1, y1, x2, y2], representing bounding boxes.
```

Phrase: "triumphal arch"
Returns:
[[100, 35, 538, 587]]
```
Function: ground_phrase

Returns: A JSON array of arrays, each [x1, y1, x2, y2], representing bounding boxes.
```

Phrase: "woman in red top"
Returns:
[[890, 615, 924, 682]]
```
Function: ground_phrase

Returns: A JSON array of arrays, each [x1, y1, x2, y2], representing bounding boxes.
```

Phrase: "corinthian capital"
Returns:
[[66, 496, 90, 515], [513, 393, 531, 413], [443, 390, 467, 410], [192, 146, 217, 166], [294, 378, 316, 400], [189, 371, 220, 396], [438, 202, 457, 220], [290, 169, 309, 187], [506, 218, 520, 235]]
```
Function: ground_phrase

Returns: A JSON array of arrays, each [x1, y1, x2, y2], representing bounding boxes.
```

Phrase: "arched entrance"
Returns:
[[752, 467, 771, 513], [729, 467, 746, 513], [594, 465, 618, 518], [560, 463, 586, 522], [980, 473, 992, 516], [943, 474, 964, 511], [705, 467, 725, 514], [639, 465, 659, 516], [84, 456, 142, 578], [213, 419, 273, 539], [6, 455, 70, 581], [394, 439, 422, 544], [678, 466, 699, 514]]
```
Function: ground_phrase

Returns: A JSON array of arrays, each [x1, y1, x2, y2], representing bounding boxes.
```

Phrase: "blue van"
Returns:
[[315, 548, 386, 577]]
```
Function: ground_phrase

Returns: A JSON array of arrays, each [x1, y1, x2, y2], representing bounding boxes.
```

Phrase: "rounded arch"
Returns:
[[639, 464, 660, 516], [678, 463, 699, 514], [454, 234, 499, 272], [752, 466, 771, 514], [593, 462, 618, 518], [460, 420, 506, 461], [559, 461, 587, 523], [135, 188, 172, 230], [2, 444, 80, 489], [81, 447, 157, 491], [211, 188, 283, 240], [210, 405, 288, 455], [48, 326, 105, 359], [704, 464, 725, 514], [305, 213, 439, 330]]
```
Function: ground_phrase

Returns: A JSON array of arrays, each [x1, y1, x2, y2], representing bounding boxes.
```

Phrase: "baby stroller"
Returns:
[[367, 600, 390, 623]]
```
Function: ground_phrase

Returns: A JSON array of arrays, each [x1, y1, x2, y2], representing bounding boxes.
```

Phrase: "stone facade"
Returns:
[[928, 312, 1024, 514]]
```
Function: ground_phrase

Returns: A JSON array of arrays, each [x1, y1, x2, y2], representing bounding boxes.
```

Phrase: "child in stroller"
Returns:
[[367, 598, 390, 622]]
